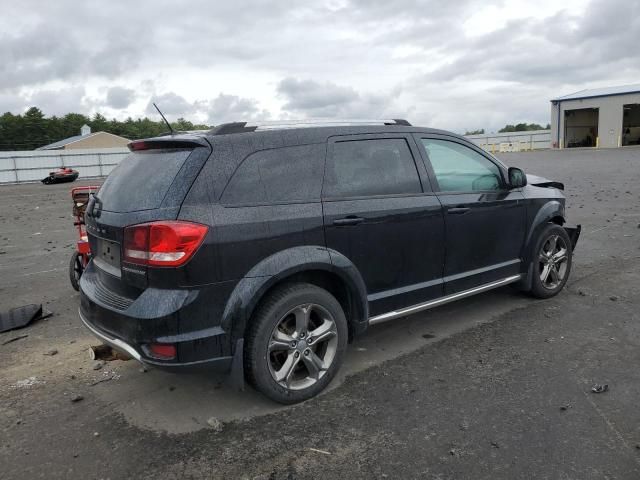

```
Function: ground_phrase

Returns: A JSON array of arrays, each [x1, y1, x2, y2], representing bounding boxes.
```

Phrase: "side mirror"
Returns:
[[508, 167, 527, 189]]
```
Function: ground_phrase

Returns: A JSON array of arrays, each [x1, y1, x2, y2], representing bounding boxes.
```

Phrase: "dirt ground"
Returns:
[[1, 147, 640, 479]]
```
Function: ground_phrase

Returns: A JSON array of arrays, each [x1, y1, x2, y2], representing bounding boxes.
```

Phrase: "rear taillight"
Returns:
[[123, 221, 208, 267], [146, 343, 176, 360]]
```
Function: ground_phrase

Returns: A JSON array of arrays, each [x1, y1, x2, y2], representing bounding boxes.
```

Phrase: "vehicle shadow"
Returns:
[[97, 286, 533, 433]]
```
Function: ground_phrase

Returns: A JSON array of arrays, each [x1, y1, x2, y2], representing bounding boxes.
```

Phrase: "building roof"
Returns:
[[36, 133, 94, 150], [36, 131, 128, 150], [552, 83, 640, 102]]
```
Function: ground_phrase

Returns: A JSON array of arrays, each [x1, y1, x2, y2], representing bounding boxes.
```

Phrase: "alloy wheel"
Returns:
[[267, 303, 338, 391], [538, 234, 569, 290]]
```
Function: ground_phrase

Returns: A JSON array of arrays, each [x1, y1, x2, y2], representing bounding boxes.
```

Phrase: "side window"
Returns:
[[421, 139, 503, 192], [221, 144, 324, 204], [324, 138, 422, 198]]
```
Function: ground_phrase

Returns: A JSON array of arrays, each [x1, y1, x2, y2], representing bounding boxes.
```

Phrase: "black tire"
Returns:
[[529, 224, 573, 299], [69, 251, 83, 291], [244, 283, 348, 404]]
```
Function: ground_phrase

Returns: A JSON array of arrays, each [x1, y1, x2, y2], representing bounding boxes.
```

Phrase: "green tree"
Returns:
[[0, 107, 212, 150], [498, 123, 546, 133]]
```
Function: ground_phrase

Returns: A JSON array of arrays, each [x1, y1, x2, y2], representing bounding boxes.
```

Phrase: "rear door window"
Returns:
[[97, 149, 192, 212], [323, 138, 422, 198], [221, 144, 324, 204]]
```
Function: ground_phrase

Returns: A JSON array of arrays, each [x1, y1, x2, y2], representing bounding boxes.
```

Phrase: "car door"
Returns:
[[414, 135, 526, 294], [322, 134, 445, 317]]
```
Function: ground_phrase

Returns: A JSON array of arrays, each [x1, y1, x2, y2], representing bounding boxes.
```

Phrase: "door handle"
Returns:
[[448, 207, 470, 215], [333, 216, 364, 226]]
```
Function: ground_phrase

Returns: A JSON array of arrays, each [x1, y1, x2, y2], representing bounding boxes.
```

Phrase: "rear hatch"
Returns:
[[85, 137, 211, 295]]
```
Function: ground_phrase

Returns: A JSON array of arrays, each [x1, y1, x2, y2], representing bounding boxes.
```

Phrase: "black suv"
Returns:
[[79, 120, 580, 404]]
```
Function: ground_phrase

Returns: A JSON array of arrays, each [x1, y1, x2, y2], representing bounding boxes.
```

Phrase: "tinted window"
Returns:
[[221, 144, 324, 204], [421, 139, 502, 192], [97, 149, 191, 212], [324, 139, 421, 197]]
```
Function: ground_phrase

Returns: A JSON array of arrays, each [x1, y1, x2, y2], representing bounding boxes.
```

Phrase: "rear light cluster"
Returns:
[[146, 343, 177, 360], [123, 221, 208, 267]]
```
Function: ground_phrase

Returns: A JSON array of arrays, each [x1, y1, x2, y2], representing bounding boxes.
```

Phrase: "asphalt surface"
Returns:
[[1, 147, 640, 479]]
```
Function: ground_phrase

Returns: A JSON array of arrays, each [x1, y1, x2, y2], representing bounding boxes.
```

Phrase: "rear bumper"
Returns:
[[78, 261, 234, 373], [78, 308, 233, 372]]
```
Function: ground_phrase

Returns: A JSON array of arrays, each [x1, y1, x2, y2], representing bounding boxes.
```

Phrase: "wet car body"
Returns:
[[79, 122, 580, 394]]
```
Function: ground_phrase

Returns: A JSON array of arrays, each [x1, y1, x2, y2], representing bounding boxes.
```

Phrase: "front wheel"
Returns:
[[529, 224, 573, 299], [69, 251, 84, 291], [244, 283, 348, 404]]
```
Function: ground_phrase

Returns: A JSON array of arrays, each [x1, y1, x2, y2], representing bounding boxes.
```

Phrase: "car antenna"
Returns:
[[153, 103, 174, 135]]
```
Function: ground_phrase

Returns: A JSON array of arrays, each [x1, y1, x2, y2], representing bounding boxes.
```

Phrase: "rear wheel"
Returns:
[[69, 251, 83, 291], [529, 224, 572, 299], [244, 283, 348, 404]]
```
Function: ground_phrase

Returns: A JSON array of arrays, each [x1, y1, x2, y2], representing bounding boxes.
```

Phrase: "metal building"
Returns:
[[550, 84, 640, 149]]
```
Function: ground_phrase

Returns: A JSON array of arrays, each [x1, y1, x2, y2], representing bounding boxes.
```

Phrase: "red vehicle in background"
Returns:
[[69, 186, 99, 290], [42, 167, 79, 184]]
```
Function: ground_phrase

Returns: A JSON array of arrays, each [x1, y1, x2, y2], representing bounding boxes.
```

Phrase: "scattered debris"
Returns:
[[2, 334, 28, 345], [422, 333, 436, 339], [491, 441, 500, 449], [560, 404, 571, 411], [16, 419, 23, 425], [92, 361, 105, 371], [89, 374, 116, 387], [43, 349, 58, 356], [578, 289, 587, 297], [89, 344, 130, 361], [13, 377, 43, 389], [139, 366, 148, 373], [169, 386, 176, 392], [0, 304, 44, 333], [70, 394, 84, 403], [609, 295, 619, 301], [93, 432, 100, 437], [591, 384, 609, 394], [207, 417, 224, 433], [308, 448, 331, 455]]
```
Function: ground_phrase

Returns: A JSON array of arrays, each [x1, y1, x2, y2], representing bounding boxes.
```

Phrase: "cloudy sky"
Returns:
[[1, 0, 638, 133]]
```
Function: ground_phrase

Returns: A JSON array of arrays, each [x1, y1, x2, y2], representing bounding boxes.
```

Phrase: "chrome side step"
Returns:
[[368, 274, 522, 325]]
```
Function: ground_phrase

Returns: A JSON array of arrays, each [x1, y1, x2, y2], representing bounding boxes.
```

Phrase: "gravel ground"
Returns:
[[1, 147, 639, 479]]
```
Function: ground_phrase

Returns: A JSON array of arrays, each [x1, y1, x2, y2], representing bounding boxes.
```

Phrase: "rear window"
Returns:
[[97, 149, 191, 212], [323, 138, 422, 198], [221, 144, 324, 204]]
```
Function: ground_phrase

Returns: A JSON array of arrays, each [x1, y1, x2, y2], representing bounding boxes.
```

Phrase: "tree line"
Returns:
[[0, 107, 210, 151], [465, 122, 551, 136]]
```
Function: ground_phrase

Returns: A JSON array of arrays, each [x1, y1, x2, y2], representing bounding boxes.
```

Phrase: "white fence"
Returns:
[[0, 148, 129, 184], [465, 130, 551, 153]]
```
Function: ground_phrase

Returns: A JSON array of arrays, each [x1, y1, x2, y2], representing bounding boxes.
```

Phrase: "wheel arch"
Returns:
[[221, 246, 369, 346], [518, 200, 567, 291]]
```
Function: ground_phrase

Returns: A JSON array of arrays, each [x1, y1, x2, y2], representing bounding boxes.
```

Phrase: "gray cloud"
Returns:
[[144, 92, 268, 124], [1, 0, 639, 133], [27, 86, 88, 116], [106, 87, 136, 109], [277, 77, 402, 118], [205, 94, 270, 125], [146, 93, 195, 118]]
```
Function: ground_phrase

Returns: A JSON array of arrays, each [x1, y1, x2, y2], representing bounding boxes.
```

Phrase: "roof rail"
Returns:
[[206, 119, 412, 135]]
